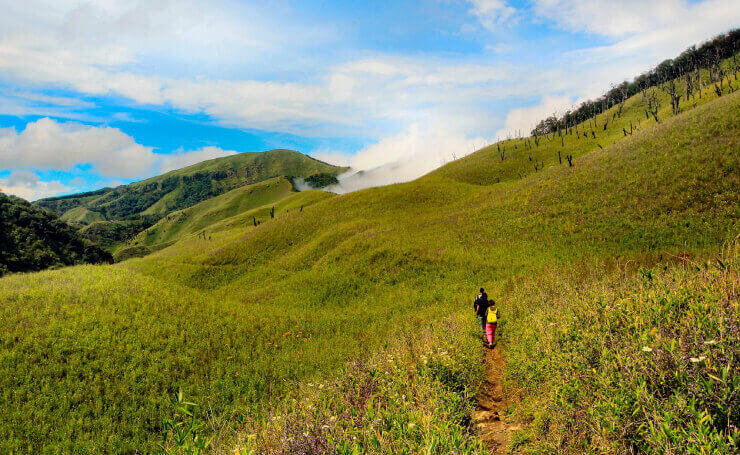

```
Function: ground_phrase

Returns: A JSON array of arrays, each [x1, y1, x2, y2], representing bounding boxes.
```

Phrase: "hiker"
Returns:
[[473, 288, 489, 336], [485, 300, 500, 348]]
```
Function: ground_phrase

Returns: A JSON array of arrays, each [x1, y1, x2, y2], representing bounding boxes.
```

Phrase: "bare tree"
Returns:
[[644, 88, 660, 122], [662, 79, 681, 115]]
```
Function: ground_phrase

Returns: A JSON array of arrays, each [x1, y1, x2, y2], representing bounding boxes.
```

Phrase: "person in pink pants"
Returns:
[[485, 302, 500, 348]]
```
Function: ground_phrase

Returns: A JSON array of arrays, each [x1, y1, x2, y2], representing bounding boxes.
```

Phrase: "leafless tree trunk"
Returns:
[[662, 80, 681, 115], [645, 88, 660, 122]]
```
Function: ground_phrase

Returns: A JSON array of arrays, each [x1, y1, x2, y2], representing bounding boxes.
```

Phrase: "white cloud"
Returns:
[[531, 0, 737, 38], [0, 170, 71, 201], [0, 118, 155, 178], [0, 118, 237, 179], [0, 0, 736, 195], [568, 1, 740, 62], [495, 95, 575, 138], [314, 125, 487, 193], [467, 0, 518, 30]]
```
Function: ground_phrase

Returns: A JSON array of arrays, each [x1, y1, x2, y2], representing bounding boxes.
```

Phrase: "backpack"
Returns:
[[486, 306, 500, 323]]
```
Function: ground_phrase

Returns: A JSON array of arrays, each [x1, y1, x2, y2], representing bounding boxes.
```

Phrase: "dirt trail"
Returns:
[[473, 345, 515, 454]]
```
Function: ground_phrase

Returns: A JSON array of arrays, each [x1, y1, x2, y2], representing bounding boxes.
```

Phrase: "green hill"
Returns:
[[34, 149, 346, 251], [59, 206, 106, 224], [117, 176, 334, 259], [36, 149, 344, 221], [0, 193, 112, 276], [1, 60, 738, 453]]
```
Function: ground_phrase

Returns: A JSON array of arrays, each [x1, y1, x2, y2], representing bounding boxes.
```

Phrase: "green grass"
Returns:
[[130, 176, 334, 250], [502, 243, 739, 454], [35, 149, 346, 222], [59, 206, 105, 224], [0, 72, 738, 452]]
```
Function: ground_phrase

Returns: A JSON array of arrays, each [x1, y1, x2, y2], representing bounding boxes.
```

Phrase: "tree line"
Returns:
[[532, 29, 740, 136], [0, 193, 112, 276]]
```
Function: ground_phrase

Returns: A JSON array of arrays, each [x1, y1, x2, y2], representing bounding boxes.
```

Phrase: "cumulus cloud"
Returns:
[[0, 118, 155, 178], [2, 0, 731, 143], [0, 170, 71, 201], [0, 118, 237, 179]]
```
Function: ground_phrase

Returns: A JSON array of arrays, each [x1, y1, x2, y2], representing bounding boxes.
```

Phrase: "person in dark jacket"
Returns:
[[473, 288, 489, 336]]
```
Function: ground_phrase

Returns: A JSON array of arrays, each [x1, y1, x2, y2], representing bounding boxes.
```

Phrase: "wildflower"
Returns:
[[408, 423, 416, 429], [642, 346, 653, 352], [704, 340, 718, 345], [689, 356, 707, 363]]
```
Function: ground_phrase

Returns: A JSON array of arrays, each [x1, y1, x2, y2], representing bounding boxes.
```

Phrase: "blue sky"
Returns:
[[0, 0, 737, 199]]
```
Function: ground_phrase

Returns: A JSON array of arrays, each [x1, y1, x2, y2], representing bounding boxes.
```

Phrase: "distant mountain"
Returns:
[[36, 149, 345, 221], [34, 149, 346, 250], [113, 176, 333, 260], [0, 193, 112, 276]]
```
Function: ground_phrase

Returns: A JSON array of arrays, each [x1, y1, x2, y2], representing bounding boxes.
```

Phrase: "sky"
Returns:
[[0, 0, 737, 200]]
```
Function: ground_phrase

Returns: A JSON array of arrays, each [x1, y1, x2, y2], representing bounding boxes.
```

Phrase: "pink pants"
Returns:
[[485, 323, 497, 344]]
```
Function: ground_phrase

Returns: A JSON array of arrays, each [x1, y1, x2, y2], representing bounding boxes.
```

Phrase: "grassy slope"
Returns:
[[35, 149, 345, 221], [0, 80, 738, 452], [59, 206, 106, 224], [130, 177, 333, 249], [431, 62, 734, 187]]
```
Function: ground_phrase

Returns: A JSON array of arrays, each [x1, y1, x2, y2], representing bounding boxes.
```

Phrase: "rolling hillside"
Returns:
[[1, 62, 737, 454], [34, 149, 346, 252], [36, 149, 344, 221], [117, 176, 334, 259]]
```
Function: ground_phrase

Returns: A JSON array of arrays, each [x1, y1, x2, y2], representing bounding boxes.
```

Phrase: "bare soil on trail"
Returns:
[[473, 344, 516, 454]]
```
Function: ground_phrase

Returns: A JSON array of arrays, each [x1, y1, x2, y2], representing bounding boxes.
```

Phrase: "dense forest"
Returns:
[[0, 193, 112, 276], [303, 172, 340, 188], [532, 28, 740, 135], [79, 216, 162, 249]]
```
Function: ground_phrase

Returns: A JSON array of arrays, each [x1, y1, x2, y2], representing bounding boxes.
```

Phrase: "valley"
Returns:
[[0, 30, 738, 454]]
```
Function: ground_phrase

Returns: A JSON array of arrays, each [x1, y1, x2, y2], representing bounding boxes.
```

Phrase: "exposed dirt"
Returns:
[[473, 344, 516, 454]]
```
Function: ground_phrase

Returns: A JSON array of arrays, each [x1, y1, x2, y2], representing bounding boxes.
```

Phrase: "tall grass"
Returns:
[[229, 314, 485, 454], [503, 242, 738, 453], [0, 71, 737, 451]]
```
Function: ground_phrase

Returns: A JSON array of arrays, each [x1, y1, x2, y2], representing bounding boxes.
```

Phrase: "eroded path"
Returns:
[[473, 345, 515, 454]]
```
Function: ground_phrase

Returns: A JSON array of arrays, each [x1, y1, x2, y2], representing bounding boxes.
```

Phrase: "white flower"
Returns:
[[704, 340, 718, 345], [642, 346, 653, 352], [689, 356, 707, 363]]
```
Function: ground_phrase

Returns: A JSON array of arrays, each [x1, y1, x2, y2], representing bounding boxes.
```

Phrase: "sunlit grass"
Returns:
[[0, 70, 737, 452]]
